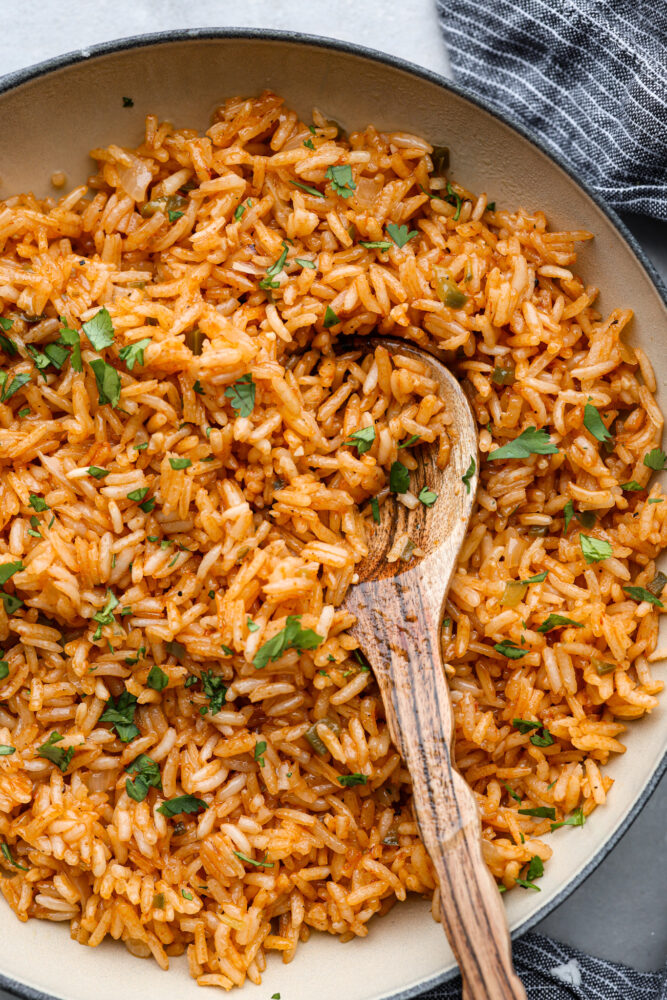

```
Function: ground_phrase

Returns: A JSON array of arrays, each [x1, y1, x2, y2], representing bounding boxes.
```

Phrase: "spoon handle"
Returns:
[[351, 585, 526, 1000]]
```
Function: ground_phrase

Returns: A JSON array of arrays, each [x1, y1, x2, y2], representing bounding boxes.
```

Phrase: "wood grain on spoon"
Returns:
[[342, 338, 526, 1000]]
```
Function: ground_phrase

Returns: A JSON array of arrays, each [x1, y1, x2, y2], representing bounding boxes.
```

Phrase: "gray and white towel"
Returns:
[[436, 0, 667, 219], [422, 931, 667, 998]]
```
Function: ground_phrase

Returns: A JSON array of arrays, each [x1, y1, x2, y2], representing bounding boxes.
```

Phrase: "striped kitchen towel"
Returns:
[[435, 0, 667, 219], [423, 931, 667, 999]]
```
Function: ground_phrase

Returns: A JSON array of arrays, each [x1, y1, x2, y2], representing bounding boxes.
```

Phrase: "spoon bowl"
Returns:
[[343, 338, 527, 1000]]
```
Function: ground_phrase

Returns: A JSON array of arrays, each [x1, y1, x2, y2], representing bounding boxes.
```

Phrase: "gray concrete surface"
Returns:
[[0, 3, 664, 994]]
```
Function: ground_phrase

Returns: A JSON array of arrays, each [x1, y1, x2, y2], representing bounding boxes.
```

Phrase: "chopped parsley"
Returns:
[[125, 754, 162, 802], [82, 308, 114, 350], [122, 96, 134, 107], [579, 534, 612, 563], [389, 461, 410, 494], [234, 203, 246, 221], [37, 732, 74, 772], [100, 689, 139, 742], [504, 782, 522, 803], [418, 486, 438, 507], [253, 615, 323, 670], [118, 338, 150, 371], [89, 359, 121, 408], [620, 480, 643, 491], [386, 223, 418, 248], [247, 618, 260, 632], [494, 641, 528, 659], [488, 427, 558, 461], [0, 372, 31, 402], [169, 456, 191, 470], [0, 745, 16, 755], [521, 572, 548, 584], [254, 740, 267, 766], [338, 773, 367, 787], [518, 806, 556, 820], [643, 448, 667, 471], [370, 497, 380, 523], [168, 210, 184, 223], [225, 373, 255, 418], [290, 180, 325, 198], [260, 241, 290, 290], [323, 305, 340, 328], [201, 670, 227, 714], [147, 666, 169, 692], [57, 318, 83, 371], [295, 257, 316, 269], [444, 182, 462, 220], [0, 561, 23, 585], [127, 487, 148, 502], [28, 495, 48, 512], [461, 457, 476, 494], [583, 403, 613, 443], [622, 585, 664, 608], [157, 794, 208, 817], [87, 466, 110, 479], [303, 138, 315, 149], [325, 164, 356, 198], [1, 843, 28, 871], [536, 614, 583, 633], [345, 426, 375, 454], [550, 806, 585, 831]]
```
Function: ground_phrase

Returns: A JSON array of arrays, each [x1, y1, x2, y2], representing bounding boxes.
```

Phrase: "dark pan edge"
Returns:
[[0, 26, 665, 1000]]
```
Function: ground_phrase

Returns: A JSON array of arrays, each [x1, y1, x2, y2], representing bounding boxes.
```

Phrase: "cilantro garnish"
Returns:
[[488, 427, 558, 461], [386, 223, 418, 248], [82, 308, 114, 350], [345, 426, 375, 454], [225, 373, 255, 418], [253, 615, 323, 670]]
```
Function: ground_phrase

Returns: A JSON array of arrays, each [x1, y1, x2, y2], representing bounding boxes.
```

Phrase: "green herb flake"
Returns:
[[445, 182, 462, 220], [386, 223, 418, 249], [181, 889, 193, 900], [518, 806, 556, 820], [157, 794, 208, 817], [461, 457, 476, 494], [234, 203, 246, 221], [323, 305, 340, 328], [536, 614, 583, 633], [521, 572, 548, 584], [17, 407, 30, 417], [389, 461, 410, 494], [165, 640, 186, 659], [100, 689, 139, 742], [345, 425, 375, 454], [233, 851, 274, 868], [620, 480, 643, 491], [169, 456, 192, 470], [118, 338, 151, 371], [57, 318, 82, 372], [494, 640, 528, 659], [360, 241, 393, 251], [579, 534, 612, 563], [622, 585, 664, 608], [0, 561, 23, 585], [127, 487, 149, 502], [90, 358, 121, 408], [295, 257, 316, 269], [643, 448, 667, 471], [503, 782, 522, 803], [168, 210, 184, 223], [254, 740, 267, 766], [0, 317, 13, 332], [147, 666, 169, 692], [0, 745, 16, 755], [201, 670, 226, 714], [1, 843, 28, 871], [224, 373, 255, 418], [1, 373, 31, 403], [398, 434, 420, 449], [0, 663, 9, 681], [125, 754, 162, 802], [325, 164, 356, 199], [122, 96, 134, 107], [82, 308, 114, 350], [290, 180, 325, 198], [418, 486, 438, 507], [37, 732, 74, 772], [550, 806, 585, 831], [370, 497, 380, 524], [338, 773, 367, 787], [253, 615, 323, 670], [489, 427, 558, 461], [260, 241, 290, 290], [87, 466, 110, 479], [583, 403, 613, 443]]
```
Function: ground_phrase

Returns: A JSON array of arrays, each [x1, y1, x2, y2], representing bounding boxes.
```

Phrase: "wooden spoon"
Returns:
[[342, 338, 526, 1000]]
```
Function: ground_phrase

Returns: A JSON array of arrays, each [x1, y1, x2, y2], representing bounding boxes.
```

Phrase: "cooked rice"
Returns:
[[0, 91, 664, 989]]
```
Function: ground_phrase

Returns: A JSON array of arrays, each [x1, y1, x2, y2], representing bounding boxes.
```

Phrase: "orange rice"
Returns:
[[0, 90, 664, 990]]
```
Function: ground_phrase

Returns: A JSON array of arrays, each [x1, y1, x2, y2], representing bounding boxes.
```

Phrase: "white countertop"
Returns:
[[0, 1, 664, 992]]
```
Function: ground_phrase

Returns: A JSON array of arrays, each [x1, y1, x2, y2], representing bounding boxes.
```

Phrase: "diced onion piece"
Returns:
[[647, 571, 667, 597], [119, 155, 153, 202], [500, 580, 528, 608]]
